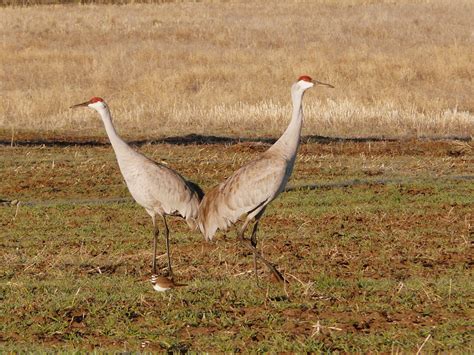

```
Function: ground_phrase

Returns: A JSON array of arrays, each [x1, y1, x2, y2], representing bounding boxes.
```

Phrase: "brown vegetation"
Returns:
[[1, 0, 473, 140]]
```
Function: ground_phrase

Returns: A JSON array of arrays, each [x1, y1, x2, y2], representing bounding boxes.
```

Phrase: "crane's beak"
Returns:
[[70, 101, 90, 109], [314, 80, 335, 88]]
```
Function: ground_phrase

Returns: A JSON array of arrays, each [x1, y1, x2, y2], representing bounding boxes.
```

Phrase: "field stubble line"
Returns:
[[1, 134, 472, 148]]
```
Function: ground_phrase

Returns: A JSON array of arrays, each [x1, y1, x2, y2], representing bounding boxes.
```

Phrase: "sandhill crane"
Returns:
[[70, 97, 204, 282], [198, 76, 334, 282]]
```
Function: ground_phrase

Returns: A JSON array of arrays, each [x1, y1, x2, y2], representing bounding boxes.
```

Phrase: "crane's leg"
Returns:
[[237, 218, 261, 284], [151, 214, 159, 274], [162, 216, 173, 279], [244, 235, 286, 283], [249, 220, 260, 284], [247, 208, 265, 283], [249, 209, 284, 284], [237, 210, 286, 283], [237, 218, 252, 241]]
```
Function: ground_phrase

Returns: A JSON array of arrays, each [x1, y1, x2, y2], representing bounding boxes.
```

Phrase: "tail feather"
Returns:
[[186, 179, 205, 202], [197, 187, 236, 241], [180, 179, 204, 231]]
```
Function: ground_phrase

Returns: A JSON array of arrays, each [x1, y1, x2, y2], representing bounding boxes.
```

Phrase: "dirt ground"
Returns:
[[1, 138, 473, 352]]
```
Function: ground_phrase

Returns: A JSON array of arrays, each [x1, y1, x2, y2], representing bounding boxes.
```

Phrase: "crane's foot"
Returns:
[[266, 262, 286, 284], [253, 247, 286, 283], [240, 239, 287, 284]]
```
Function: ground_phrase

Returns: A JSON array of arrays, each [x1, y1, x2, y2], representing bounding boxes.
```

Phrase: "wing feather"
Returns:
[[198, 154, 288, 240], [119, 154, 202, 224]]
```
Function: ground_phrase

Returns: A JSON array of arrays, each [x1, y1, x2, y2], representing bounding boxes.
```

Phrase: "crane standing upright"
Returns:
[[198, 76, 334, 282], [71, 97, 203, 281]]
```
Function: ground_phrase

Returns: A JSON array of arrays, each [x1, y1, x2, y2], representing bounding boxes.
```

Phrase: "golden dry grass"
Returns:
[[1, 0, 473, 139]]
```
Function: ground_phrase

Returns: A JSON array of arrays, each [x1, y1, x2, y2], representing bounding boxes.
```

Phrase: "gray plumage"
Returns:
[[198, 76, 333, 281], [71, 97, 203, 277], [114, 142, 202, 229], [199, 153, 288, 240]]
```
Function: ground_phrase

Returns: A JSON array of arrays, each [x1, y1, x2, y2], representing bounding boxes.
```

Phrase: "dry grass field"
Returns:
[[1, 0, 473, 352], [1, 0, 473, 140]]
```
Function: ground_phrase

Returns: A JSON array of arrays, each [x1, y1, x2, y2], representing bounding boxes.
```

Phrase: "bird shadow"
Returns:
[[2, 133, 471, 147]]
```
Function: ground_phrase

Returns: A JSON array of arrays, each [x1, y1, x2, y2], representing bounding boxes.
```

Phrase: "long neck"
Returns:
[[97, 106, 132, 156], [269, 88, 304, 159]]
